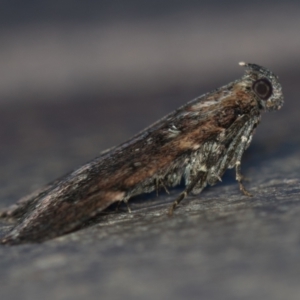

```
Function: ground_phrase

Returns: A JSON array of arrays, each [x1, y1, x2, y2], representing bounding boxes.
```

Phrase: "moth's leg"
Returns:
[[159, 179, 170, 194], [114, 200, 123, 212], [212, 117, 255, 189], [169, 116, 255, 216], [155, 178, 170, 196], [235, 161, 252, 197], [125, 200, 132, 213], [168, 170, 207, 216], [233, 139, 253, 197], [154, 178, 161, 196], [208, 116, 251, 184], [168, 192, 187, 216], [232, 122, 257, 197], [115, 199, 132, 213], [169, 121, 247, 216]]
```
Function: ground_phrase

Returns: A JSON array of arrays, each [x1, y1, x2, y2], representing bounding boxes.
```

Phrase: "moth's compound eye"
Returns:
[[252, 78, 273, 100]]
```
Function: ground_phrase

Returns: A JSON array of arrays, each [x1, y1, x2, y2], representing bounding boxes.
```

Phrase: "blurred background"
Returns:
[[1, 0, 299, 102], [1, 1, 300, 300]]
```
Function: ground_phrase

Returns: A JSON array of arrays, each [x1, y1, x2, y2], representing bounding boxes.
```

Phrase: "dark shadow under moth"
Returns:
[[0, 62, 284, 245]]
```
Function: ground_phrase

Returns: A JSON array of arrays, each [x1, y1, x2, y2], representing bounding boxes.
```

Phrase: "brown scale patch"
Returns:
[[122, 121, 225, 187], [98, 83, 258, 189], [187, 90, 229, 112]]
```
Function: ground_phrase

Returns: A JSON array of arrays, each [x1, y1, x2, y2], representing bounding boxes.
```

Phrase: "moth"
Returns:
[[0, 62, 284, 245]]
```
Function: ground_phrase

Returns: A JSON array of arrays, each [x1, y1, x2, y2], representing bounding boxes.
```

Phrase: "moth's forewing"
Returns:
[[0, 63, 283, 244]]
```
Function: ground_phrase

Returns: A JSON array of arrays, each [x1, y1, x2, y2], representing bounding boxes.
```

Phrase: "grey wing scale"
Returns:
[[0, 184, 54, 220]]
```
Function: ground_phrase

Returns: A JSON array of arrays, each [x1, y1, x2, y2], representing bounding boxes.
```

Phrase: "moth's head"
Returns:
[[239, 62, 284, 111]]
